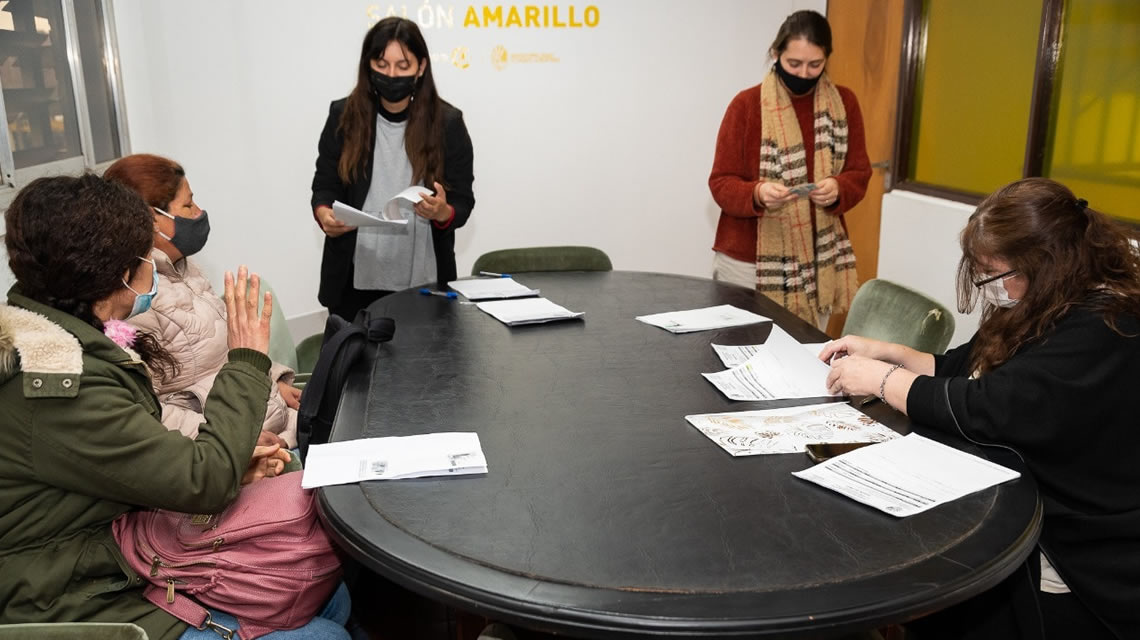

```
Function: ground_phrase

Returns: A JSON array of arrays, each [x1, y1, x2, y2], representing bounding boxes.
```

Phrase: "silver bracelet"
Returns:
[[879, 364, 904, 403]]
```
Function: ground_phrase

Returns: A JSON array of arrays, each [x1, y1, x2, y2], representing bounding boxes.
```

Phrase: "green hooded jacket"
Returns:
[[0, 291, 270, 639]]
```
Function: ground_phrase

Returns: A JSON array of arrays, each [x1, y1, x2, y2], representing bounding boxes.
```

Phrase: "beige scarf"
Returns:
[[756, 68, 857, 325]]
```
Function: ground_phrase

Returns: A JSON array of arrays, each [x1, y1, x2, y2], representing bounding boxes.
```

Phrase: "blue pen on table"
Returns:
[[478, 271, 511, 278], [419, 288, 458, 299]]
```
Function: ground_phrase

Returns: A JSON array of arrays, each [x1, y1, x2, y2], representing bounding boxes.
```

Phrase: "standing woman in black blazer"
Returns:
[[311, 17, 475, 320]]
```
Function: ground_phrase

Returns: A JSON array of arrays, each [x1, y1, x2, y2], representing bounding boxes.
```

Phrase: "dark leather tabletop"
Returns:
[[317, 271, 1041, 639]]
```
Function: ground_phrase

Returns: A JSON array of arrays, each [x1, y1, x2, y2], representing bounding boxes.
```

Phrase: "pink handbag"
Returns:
[[113, 472, 343, 640]]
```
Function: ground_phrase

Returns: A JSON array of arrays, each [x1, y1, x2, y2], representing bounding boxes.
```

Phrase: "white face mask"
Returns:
[[981, 279, 1018, 308]]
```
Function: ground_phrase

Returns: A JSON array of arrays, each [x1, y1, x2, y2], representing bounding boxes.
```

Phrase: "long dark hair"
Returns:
[[338, 17, 445, 187], [957, 177, 1140, 373], [4, 174, 179, 380], [769, 10, 833, 58]]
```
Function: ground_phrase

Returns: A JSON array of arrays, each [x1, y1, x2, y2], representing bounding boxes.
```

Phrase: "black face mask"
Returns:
[[156, 208, 210, 257], [369, 71, 417, 103], [774, 59, 822, 95]]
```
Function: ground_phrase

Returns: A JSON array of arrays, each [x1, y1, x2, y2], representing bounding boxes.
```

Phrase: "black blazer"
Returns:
[[310, 98, 475, 309]]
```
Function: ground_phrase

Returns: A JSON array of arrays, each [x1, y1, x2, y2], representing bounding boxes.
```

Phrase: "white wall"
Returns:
[[877, 190, 979, 349], [105, 0, 823, 332]]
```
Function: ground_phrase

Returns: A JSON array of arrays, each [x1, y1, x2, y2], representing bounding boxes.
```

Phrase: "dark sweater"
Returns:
[[908, 304, 1140, 638], [708, 82, 871, 263], [310, 98, 475, 309]]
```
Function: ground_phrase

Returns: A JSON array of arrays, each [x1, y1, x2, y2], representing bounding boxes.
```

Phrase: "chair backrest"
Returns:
[[842, 279, 956, 354], [471, 246, 613, 275]]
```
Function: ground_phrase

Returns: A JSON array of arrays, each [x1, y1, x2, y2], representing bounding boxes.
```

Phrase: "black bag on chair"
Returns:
[[297, 309, 396, 462]]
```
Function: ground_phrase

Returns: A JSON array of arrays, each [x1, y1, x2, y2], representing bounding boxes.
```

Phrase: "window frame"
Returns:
[[890, 0, 1065, 205], [0, 0, 130, 212]]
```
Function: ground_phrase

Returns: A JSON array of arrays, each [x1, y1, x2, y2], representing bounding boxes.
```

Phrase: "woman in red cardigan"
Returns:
[[708, 9, 871, 330]]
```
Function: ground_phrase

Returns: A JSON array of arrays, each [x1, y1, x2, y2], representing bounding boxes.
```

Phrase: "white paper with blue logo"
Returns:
[[792, 433, 1020, 517], [301, 432, 487, 488]]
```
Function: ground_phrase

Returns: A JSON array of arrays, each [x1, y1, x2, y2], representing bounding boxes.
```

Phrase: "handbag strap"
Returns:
[[298, 317, 363, 427], [143, 584, 239, 639]]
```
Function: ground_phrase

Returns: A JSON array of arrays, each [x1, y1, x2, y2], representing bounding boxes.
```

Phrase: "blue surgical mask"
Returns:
[[123, 256, 159, 318]]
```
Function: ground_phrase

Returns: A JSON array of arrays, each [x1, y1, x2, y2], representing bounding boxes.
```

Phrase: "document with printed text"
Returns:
[[635, 304, 770, 333], [331, 200, 407, 227], [703, 325, 837, 400], [792, 433, 1021, 517], [477, 297, 584, 326], [301, 432, 487, 488], [447, 277, 540, 300], [712, 340, 831, 368]]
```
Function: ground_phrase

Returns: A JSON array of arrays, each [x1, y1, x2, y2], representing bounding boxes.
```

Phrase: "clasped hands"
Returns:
[[317, 181, 450, 237], [754, 177, 839, 210]]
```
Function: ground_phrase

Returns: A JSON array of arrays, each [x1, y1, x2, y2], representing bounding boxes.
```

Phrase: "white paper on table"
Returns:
[[703, 326, 837, 400], [447, 277, 540, 300], [301, 432, 487, 489], [792, 433, 1021, 517], [712, 339, 832, 368], [635, 304, 770, 334], [476, 297, 584, 326], [686, 402, 898, 456], [331, 200, 408, 227], [383, 185, 433, 221]]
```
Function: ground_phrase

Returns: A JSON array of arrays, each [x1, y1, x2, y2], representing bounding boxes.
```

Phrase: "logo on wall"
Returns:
[[490, 45, 508, 70], [450, 46, 470, 69]]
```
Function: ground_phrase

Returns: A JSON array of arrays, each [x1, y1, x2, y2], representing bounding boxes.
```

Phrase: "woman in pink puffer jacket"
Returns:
[[106, 154, 300, 447]]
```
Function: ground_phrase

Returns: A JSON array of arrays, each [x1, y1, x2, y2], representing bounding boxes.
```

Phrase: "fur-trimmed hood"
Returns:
[[0, 304, 83, 379]]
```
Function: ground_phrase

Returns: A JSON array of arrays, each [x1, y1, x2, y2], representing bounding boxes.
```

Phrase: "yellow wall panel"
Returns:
[[910, 0, 1040, 195]]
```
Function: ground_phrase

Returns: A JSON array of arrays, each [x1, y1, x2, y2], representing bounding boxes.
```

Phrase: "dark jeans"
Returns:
[[906, 558, 1116, 640]]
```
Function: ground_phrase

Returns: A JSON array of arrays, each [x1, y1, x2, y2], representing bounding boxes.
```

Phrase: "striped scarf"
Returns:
[[756, 68, 857, 326]]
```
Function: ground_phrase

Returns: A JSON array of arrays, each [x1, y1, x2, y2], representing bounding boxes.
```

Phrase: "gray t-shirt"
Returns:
[[353, 114, 437, 291]]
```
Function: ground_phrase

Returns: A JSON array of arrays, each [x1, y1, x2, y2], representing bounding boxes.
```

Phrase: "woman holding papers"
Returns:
[[105, 154, 302, 451], [822, 178, 1140, 640], [311, 17, 475, 320], [708, 10, 870, 331]]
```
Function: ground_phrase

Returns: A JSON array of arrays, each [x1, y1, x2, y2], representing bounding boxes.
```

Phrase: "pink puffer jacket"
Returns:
[[128, 249, 298, 447]]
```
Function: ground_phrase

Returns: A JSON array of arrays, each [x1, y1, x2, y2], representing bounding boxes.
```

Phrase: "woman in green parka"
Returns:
[[0, 175, 347, 639]]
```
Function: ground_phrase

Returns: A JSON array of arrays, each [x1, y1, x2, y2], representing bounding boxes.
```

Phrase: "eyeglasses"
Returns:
[[972, 269, 1017, 288]]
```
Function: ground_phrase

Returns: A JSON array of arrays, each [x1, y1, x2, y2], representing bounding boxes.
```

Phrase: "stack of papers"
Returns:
[[635, 304, 770, 333], [301, 432, 487, 488], [703, 326, 837, 400], [793, 433, 1021, 517], [331, 186, 432, 227], [476, 297, 584, 326], [686, 402, 897, 456], [712, 340, 830, 368], [447, 277, 540, 300]]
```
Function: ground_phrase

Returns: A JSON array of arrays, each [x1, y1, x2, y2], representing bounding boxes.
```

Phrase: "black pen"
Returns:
[[859, 395, 881, 408]]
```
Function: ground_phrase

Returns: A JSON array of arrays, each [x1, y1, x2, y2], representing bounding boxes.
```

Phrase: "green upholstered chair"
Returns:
[[471, 246, 613, 275], [842, 279, 956, 354], [0, 623, 148, 639]]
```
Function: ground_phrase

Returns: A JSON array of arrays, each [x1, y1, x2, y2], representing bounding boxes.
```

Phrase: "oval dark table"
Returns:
[[317, 271, 1041, 639]]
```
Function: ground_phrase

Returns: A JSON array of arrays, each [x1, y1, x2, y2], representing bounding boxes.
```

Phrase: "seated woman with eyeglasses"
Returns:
[[820, 177, 1140, 639]]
